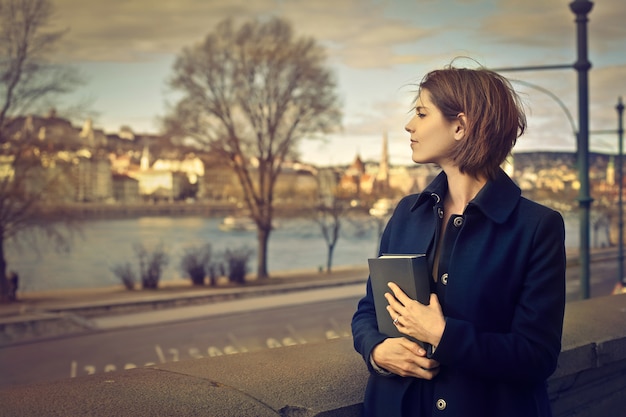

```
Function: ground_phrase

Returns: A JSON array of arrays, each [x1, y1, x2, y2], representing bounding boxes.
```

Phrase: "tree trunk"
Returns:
[[0, 238, 8, 303], [256, 226, 271, 279], [326, 243, 335, 274]]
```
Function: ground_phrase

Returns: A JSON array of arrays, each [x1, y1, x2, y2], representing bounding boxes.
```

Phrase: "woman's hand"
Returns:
[[385, 282, 446, 348], [371, 337, 440, 379]]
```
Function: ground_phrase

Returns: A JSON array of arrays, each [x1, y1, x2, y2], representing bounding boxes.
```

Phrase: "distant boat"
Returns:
[[369, 198, 394, 218], [218, 215, 257, 232]]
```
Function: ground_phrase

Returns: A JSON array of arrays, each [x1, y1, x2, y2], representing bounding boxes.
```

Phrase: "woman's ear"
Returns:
[[453, 113, 467, 141]]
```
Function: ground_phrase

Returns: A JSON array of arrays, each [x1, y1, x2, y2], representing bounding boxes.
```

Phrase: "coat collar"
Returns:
[[411, 168, 521, 224]]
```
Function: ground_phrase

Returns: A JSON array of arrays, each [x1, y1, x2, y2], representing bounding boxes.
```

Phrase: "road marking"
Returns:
[[223, 345, 239, 354], [168, 348, 180, 362], [287, 324, 307, 344], [154, 344, 166, 363], [282, 337, 297, 346], [266, 338, 282, 348], [67, 328, 354, 378], [189, 347, 203, 359], [207, 346, 223, 356], [228, 332, 248, 353], [325, 330, 339, 339]]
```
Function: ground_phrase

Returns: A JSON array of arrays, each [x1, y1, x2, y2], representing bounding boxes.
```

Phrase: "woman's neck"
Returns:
[[443, 168, 486, 213]]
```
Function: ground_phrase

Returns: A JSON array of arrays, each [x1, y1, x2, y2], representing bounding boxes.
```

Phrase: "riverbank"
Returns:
[[0, 265, 368, 316], [43, 201, 368, 220]]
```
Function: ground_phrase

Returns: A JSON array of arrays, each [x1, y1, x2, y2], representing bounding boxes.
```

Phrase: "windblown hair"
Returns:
[[417, 65, 526, 179]]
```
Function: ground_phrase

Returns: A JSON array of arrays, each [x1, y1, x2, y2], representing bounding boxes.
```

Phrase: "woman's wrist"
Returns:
[[369, 353, 392, 376], [428, 316, 446, 348]]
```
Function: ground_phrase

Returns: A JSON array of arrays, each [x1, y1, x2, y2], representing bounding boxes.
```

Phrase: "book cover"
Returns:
[[367, 254, 431, 347]]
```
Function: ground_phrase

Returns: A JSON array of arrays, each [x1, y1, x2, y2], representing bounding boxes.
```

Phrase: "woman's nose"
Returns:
[[405, 115, 416, 133]]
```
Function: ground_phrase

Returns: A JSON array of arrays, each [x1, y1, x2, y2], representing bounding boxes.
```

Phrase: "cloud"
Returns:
[[476, 0, 626, 54], [276, 0, 432, 68], [51, 0, 432, 67], [50, 0, 626, 69], [52, 0, 276, 61], [588, 2, 626, 54], [589, 64, 626, 133], [476, 0, 571, 48]]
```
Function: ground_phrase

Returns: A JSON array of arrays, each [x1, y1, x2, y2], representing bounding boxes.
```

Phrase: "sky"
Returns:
[[48, 0, 626, 167]]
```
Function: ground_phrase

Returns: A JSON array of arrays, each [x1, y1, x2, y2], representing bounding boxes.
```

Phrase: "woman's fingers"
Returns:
[[372, 338, 440, 379], [387, 282, 411, 305]]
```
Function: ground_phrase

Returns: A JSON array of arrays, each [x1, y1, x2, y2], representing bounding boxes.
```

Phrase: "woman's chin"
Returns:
[[411, 154, 427, 164]]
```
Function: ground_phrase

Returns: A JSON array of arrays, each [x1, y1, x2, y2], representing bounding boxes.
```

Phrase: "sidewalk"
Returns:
[[0, 266, 369, 346]]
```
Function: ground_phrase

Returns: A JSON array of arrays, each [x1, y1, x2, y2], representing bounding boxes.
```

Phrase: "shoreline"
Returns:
[[43, 201, 364, 220], [9, 264, 370, 299]]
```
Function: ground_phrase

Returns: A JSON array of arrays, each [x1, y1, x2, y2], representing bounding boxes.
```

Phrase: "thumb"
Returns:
[[429, 293, 439, 306]]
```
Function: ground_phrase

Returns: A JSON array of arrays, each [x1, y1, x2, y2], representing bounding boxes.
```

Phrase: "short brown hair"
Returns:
[[418, 65, 526, 179]]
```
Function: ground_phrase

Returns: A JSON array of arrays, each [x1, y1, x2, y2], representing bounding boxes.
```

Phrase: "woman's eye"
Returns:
[[413, 107, 426, 118]]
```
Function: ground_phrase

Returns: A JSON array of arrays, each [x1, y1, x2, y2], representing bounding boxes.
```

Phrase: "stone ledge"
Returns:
[[0, 339, 367, 417], [548, 293, 626, 417]]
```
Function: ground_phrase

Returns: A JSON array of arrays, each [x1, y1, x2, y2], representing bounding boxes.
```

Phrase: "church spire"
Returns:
[[140, 144, 150, 171], [376, 132, 390, 192]]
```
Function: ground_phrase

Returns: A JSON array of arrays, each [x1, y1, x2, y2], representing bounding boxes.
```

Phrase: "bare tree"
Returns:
[[166, 17, 341, 279], [0, 0, 81, 302], [312, 196, 349, 274]]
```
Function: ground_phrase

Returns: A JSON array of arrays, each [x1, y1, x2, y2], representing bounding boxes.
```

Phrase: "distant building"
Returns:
[[152, 153, 206, 198], [338, 153, 372, 198], [73, 154, 113, 202], [274, 162, 318, 204], [373, 132, 390, 195], [5, 110, 626, 214], [112, 174, 140, 203], [126, 147, 188, 202]]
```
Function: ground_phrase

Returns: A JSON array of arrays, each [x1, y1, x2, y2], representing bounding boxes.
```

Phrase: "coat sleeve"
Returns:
[[351, 206, 396, 375], [432, 209, 566, 383]]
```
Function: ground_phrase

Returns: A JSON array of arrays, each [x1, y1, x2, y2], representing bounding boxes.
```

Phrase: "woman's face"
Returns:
[[405, 89, 459, 166]]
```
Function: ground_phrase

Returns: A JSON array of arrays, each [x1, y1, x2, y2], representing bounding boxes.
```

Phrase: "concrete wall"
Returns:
[[1, 294, 625, 417]]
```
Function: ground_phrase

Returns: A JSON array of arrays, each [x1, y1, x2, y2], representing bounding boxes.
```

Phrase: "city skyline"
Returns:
[[48, 0, 626, 166]]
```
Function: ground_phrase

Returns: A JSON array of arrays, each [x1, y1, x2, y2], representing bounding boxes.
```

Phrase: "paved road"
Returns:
[[0, 287, 365, 388]]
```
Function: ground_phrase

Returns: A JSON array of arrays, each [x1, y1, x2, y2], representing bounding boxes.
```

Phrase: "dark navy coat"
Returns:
[[352, 169, 566, 417]]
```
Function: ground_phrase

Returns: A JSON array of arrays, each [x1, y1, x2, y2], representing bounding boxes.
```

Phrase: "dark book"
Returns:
[[368, 254, 431, 348]]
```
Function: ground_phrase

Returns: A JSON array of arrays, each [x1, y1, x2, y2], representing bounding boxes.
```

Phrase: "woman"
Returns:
[[351, 65, 566, 417]]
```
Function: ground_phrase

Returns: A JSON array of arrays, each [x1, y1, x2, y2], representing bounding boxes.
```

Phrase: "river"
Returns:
[[7, 216, 380, 293], [5, 211, 608, 293]]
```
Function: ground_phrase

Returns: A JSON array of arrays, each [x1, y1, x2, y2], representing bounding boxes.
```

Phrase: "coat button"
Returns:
[[440, 273, 448, 285], [453, 216, 463, 227], [436, 398, 447, 410], [438, 208, 444, 218]]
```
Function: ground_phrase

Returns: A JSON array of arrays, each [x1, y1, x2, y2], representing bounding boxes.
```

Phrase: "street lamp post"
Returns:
[[570, 0, 594, 299], [617, 97, 625, 288], [493, 0, 594, 299]]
